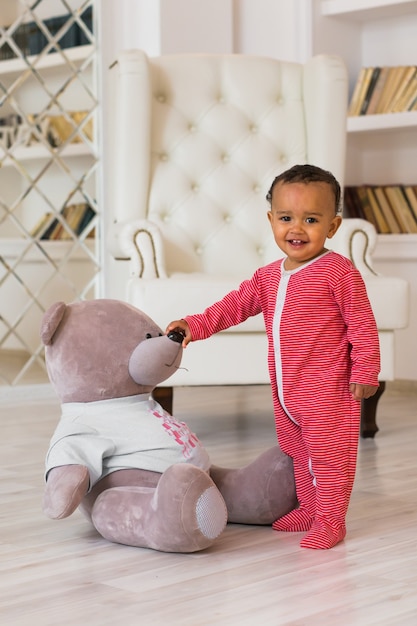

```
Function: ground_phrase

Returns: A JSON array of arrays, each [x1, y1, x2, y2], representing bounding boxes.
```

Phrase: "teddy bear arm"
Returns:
[[43, 465, 90, 519]]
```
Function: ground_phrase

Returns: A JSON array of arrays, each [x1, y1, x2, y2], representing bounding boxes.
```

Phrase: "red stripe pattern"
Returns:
[[186, 251, 380, 548]]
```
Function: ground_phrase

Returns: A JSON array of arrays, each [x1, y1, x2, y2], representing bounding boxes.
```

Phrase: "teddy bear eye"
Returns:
[[146, 333, 152, 339]]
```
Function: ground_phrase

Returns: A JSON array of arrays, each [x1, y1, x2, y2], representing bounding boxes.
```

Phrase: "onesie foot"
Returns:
[[272, 507, 313, 532], [300, 518, 346, 549]]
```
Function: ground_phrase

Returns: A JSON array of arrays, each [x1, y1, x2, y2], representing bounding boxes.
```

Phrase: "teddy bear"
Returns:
[[40, 298, 297, 553]]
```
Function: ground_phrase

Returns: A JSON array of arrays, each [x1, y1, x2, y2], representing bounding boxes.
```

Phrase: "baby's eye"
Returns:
[[305, 217, 318, 224], [279, 215, 291, 222]]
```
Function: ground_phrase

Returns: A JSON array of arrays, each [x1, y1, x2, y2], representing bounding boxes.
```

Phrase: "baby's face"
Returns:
[[267, 181, 341, 270]]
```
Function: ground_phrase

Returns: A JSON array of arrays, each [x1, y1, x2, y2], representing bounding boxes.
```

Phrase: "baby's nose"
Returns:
[[290, 219, 305, 231]]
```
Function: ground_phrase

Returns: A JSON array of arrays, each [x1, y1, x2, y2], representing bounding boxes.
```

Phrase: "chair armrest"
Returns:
[[329, 218, 409, 330], [108, 220, 167, 279], [328, 218, 379, 277]]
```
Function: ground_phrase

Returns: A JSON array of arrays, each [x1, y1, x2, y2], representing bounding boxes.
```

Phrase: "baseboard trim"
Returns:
[[387, 380, 417, 394], [0, 383, 56, 404]]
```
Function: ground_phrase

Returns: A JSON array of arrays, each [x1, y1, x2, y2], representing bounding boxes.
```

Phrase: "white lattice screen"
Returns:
[[0, 0, 100, 384]]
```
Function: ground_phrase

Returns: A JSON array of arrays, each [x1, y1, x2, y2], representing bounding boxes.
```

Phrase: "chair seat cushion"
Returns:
[[128, 273, 408, 333]]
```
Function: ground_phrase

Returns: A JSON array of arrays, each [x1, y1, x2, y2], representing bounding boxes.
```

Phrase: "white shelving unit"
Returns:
[[312, 0, 417, 191], [0, 43, 94, 75], [347, 110, 417, 133], [0, 142, 93, 165], [321, 0, 417, 20], [313, 0, 417, 381]]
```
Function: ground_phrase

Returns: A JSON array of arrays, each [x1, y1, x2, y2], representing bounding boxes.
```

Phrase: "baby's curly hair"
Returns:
[[266, 164, 342, 215]]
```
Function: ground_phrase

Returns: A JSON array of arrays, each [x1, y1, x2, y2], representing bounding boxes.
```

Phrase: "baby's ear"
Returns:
[[327, 215, 342, 239]]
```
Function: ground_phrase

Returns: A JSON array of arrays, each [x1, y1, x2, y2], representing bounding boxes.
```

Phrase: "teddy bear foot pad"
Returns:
[[91, 464, 228, 553]]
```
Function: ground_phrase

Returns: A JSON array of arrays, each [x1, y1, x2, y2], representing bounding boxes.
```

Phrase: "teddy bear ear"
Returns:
[[40, 301, 67, 345]]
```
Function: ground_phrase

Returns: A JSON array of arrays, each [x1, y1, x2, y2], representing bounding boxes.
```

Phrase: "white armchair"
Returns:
[[108, 50, 408, 437]]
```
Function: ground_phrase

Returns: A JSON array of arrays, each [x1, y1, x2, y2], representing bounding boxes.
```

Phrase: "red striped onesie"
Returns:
[[185, 251, 380, 549]]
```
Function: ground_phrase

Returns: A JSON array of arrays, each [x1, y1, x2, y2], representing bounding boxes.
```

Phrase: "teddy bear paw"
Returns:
[[43, 465, 90, 519]]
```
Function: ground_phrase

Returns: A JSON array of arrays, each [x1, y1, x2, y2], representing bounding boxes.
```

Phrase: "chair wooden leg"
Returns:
[[152, 386, 174, 414], [361, 381, 386, 439], [153, 384, 386, 438]]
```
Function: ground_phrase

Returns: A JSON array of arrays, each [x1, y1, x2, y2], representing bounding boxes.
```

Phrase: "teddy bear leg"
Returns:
[[209, 446, 297, 525], [91, 464, 228, 553], [43, 465, 90, 519], [79, 468, 162, 520]]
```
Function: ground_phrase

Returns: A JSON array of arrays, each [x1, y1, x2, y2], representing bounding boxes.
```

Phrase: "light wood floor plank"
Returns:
[[0, 383, 416, 625]]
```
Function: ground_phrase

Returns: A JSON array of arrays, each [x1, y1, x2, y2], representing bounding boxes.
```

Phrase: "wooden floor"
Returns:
[[1, 383, 416, 625]]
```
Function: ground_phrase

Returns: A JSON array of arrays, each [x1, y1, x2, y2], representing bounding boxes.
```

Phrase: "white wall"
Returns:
[[98, 0, 301, 300], [234, 0, 311, 62]]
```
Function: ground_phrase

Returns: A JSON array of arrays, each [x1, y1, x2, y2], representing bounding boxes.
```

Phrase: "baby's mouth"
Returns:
[[288, 239, 306, 245]]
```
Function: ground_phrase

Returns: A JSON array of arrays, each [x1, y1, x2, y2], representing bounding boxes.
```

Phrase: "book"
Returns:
[[47, 215, 66, 240], [392, 68, 417, 112], [365, 186, 390, 233], [39, 205, 68, 240], [343, 186, 362, 219], [348, 67, 374, 117], [40, 215, 60, 240], [360, 67, 381, 115], [384, 186, 417, 233], [355, 185, 380, 231], [387, 66, 417, 113], [47, 115, 75, 147], [365, 66, 390, 115], [373, 187, 402, 234], [378, 66, 411, 113], [374, 66, 405, 114], [26, 21, 48, 56], [401, 186, 417, 225], [11, 9, 95, 57], [76, 204, 96, 237], [71, 111, 93, 142], [60, 203, 88, 239], [46, 112, 93, 147], [409, 93, 417, 111], [13, 22, 31, 57], [348, 67, 367, 117], [30, 212, 54, 238], [412, 186, 417, 215]]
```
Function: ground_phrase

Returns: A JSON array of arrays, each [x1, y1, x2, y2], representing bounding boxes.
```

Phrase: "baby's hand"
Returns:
[[349, 383, 379, 402], [166, 319, 191, 348]]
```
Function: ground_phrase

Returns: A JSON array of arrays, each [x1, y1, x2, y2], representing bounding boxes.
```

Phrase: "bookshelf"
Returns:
[[0, 142, 93, 165], [0, 43, 94, 76], [0, 0, 99, 385], [347, 111, 417, 132], [321, 0, 417, 22], [311, 0, 417, 381], [321, 0, 417, 21], [313, 1, 417, 184]]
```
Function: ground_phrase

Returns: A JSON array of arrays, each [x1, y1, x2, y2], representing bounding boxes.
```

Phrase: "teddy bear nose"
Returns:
[[167, 329, 185, 344]]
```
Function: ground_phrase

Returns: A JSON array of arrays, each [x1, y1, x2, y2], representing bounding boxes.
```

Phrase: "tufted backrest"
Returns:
[[111, 50, 348, 279]]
